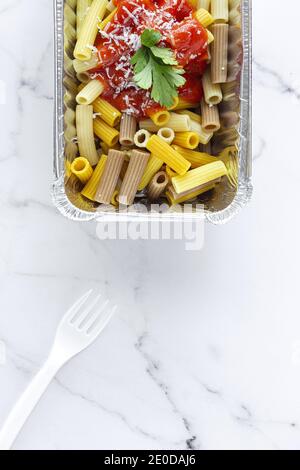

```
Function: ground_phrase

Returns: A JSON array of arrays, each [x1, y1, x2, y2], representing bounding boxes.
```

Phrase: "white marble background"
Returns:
[[0, 0, 300, 451]]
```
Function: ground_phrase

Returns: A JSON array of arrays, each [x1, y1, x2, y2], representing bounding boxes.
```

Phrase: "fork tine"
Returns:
[[81, 298, 110, 332], [63, 289, 93, 323], [74, 294, 102, 328], [87, 305, 116, 337]]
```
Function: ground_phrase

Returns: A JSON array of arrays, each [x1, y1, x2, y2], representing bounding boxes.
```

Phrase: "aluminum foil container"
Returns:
[[52, 0, 252, 224]]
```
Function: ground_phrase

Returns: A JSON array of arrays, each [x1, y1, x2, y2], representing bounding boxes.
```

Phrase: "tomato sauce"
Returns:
[[91, 0, 208, 119]]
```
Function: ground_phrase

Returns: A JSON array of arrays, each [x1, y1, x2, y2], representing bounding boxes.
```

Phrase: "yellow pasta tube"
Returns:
[[148, 109, 170, 126], [146, 135, 191, 175], [95, 149, 125, 204], [211, 0, 229, 23], [76, 105, 99, 166], [77, 0, 92, 37], [173, 132, 200, 150], [81, 155, 108, 200], [172, 145, 219, 168], [157, 128, 175, 145], [206, 30, 214, 44], [165, 166, 178, 179], [189, 120, 213, 145], [73, 54, 99, 74], [174, 98, 197, 110], [74, 0, 107, 61], [138, 155, 164, 190], [202, 68, 223, 105], [118, 150, 150, 205], [166, 113, 191, 132], [176, 110, 201, 123], [100, 141, 120, 154], [99, 8, 117, 29], [172, 161, 227, 194], [76, 79, 104, 105], [106, 0, 116, 12], [167, 96, 179, 110], [71, 157, 93, 184], [148, 171, 169, 201], [134, 129, 152, 148], [166, 183, 215, 205], [93, 117, 120, 147], [93, 97, 121, 127], [197, 0, 211, 9], [195, 9, 214, 28]]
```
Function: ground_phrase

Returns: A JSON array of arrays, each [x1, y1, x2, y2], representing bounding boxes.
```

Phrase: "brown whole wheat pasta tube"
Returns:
[[148, 171, 169, 201], [201, 100, 221, 132], [95, 149, 125, 204], [119, 114, 137, 146], [211, 24, 229, 84], [118, 150, 150, 205]]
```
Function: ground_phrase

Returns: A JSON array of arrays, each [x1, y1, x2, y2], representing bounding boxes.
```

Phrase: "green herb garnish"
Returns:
[[131, 29, 186, 108]]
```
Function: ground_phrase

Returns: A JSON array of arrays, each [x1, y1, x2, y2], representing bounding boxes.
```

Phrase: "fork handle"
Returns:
[[0, 357, 62, 450]]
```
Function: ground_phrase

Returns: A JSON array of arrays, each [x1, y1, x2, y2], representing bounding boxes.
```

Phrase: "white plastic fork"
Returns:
[[0, 290, 115, 451]]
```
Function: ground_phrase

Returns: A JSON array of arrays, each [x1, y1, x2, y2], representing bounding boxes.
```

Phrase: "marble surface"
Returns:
[[1, 0, 300, 451]]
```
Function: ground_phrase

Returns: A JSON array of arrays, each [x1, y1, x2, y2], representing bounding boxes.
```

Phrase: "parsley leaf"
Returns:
[[131, 29, 186, 108], [150, 46, 178, 65], [141, 29, 162, 48]]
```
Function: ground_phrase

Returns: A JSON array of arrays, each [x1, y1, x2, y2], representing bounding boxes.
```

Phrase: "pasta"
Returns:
[[138, 155, 164, 190], [95, 149, 125, 204], [93, 117, 120, 147], [74, 0, 107, 61], [201, 99, 221, 132], [71, 157, 93, 184], [166, 183, 215, 205], [197, 0, 211, 10], [211, 0, 229, 23], [157, 128, 175, 145], [148, 109, 170, 126], [172, 145, 219, 168], [134, 129, 152, 148], [76, 79, 104, 105], [148, 171, 169, 201], [64, 0, 241, 208], [146, 135, 191, 175], [99, 8, 117, 29], [172, 161, 227, 194], [77, 0, 92, 37], [211, 23, 229, 83], [81, 155, 108, 200], [93, 98, 121, 127], [119, 114, 137, 146], [73, 54, 99, 74], [195, 8, 214, 28], [202, 68, 223, 105], [76, 105, 99, 166], [172, 132, 200, 150], [118, 150, 150, 205]]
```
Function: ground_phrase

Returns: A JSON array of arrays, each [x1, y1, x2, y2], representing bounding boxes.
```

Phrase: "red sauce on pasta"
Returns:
[[91, 0, 208, 119]]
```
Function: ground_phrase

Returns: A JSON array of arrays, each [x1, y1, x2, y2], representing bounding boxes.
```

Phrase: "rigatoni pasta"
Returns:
[[95, 149, 125, 204], [64, 0, 242, 209], [76, 105, 99, 166], [118, 150, 150, 205], [74, 0, 107, 61]]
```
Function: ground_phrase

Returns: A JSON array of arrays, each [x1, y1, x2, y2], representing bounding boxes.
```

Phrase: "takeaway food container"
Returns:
[[52, 0, 252, 224]]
